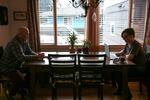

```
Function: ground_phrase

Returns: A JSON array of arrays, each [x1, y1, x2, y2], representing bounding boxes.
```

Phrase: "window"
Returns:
[[100, 0, 147, 45], [131, 0, 146, 43], [39, 0, 85, 45], [39, 0, 54, 44], [63, 17, 72, 25], [100, 0, 129, 45], [39, 0, 147, 51]]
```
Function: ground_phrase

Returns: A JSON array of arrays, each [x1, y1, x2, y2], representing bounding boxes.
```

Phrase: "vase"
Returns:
[[82, 48, 89, 54], [69, 47, 75, 53], [77, 48, 82, 53]]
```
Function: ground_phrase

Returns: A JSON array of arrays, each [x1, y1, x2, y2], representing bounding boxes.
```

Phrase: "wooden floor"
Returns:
[[0, 82, 148, 100]]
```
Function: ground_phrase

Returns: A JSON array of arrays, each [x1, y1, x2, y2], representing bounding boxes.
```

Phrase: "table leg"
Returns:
[[29, 67, 35, 100], [122, 66, 128, 100]]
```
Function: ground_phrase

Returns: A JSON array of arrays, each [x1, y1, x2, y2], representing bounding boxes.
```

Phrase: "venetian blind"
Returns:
[[131, 0, 147, 43]]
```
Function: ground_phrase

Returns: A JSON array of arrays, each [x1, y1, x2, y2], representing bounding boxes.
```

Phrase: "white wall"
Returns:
[[0, 0, 27, 47], [8, 0, 27, 38], [0, 0, 10, 47]]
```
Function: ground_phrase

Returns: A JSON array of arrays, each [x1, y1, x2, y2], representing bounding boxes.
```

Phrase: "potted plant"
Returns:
[[82, 40, 91, 54], [76, 46, 82, 53], [67, 32, 77, 53]]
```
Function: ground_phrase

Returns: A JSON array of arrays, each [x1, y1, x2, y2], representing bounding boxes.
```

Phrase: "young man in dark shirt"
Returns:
[[113, 28, 146, 99], [0, 26, 44, 99]]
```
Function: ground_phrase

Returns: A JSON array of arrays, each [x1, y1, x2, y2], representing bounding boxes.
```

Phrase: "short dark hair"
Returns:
[[121, 28, 135, 38]]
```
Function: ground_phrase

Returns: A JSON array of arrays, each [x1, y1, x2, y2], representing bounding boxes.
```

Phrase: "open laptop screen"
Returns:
[[104, 43, 110, 58], [104, 43, 117, 60]]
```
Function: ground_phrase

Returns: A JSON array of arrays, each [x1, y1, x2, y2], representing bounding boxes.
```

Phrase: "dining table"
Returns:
[[23, 52, 136, 100]]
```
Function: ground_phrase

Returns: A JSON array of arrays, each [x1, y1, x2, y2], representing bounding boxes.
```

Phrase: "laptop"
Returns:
[[104, 43, 117, 60]]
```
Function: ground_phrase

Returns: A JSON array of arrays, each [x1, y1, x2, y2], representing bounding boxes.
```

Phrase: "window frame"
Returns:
[[39, 0, 147, 52]]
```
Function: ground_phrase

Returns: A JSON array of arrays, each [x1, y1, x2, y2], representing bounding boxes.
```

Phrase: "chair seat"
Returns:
[[81, 74, 102, 79], [0, 74, 10, 87], [0, 75, 10, 81], [128, 77, 145, 81], [79, 82, 104, 87], [54, 74, 73, 79]]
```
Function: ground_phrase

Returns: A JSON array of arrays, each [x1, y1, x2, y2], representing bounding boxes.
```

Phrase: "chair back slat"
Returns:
[[78, 54, 106, 66], [78, 54, 107, 80], [48, 54, 77, 80], [48, 54, 76, 66]]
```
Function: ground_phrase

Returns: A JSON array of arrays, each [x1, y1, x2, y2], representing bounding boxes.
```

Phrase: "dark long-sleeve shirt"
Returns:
[[0, 37, 37, 72], [123, 40, 146, 65]]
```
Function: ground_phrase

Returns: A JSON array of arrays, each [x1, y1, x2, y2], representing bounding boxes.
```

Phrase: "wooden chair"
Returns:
[[128, 53, 150, 93], [145, 53, 150, 99], [128, 74, 144, 93], [0, 47, 29, 99], [0, 73, 14, 100], [0, 46, 3, 59], [0, 46, 6, 91], [146, 78, 150, 100], [77, 53, 107, 100], [0, 47, 13, 99], [48, 54, 77, 100]]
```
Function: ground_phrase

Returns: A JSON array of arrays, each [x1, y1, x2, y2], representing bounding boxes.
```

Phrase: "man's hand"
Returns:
[[37, 53, 45, 60], [16, 70, 26, 80]]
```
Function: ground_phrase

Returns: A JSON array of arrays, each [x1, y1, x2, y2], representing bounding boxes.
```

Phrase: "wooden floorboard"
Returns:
[[35, 82, 148, 100], [0, 82, 148, 100]]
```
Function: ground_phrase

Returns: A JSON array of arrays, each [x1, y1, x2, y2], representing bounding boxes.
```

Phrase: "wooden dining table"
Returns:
[[23, 52, 136, 100]]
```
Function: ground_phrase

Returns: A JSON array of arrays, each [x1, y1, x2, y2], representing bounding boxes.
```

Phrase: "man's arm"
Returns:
[[115, 50, 124, 57], [126, 54, 134, 61], [126, 42, 141, 61], [24, 43, 37, 55], [24, 43, 44, 60], [11, 42, 39, 62]]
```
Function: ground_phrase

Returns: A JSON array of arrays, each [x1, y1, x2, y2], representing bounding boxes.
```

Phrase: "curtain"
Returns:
[[27, 0, 41, 52], [86, 0, 99, 52], [143, 0, 150, 52]]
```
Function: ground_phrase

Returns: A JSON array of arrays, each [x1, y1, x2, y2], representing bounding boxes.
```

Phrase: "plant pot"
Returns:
[[82, 48, 89, 54], [77, 48, 82, 53], [69, 47, 76, 53]]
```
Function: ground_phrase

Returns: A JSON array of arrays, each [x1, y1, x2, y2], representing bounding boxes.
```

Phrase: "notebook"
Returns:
[[104, 43, 117, 60]]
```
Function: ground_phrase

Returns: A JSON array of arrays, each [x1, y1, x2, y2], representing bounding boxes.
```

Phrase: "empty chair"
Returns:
[[0, 47, 13, 99], [127, 53, 150, 93], [48, 54, 77, 100], [145, 53, 150, 100], [77, 53, 107, 100], [0, 46, 3, 59]]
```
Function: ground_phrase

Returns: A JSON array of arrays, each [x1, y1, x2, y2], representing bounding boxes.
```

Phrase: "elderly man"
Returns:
[[0, 26, 44, 99]]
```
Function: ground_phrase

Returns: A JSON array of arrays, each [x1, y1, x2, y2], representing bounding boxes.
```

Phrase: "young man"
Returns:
[[113, 28, 146, 99], [116, 28, 146, 65], [0, 26, 44, 99]]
